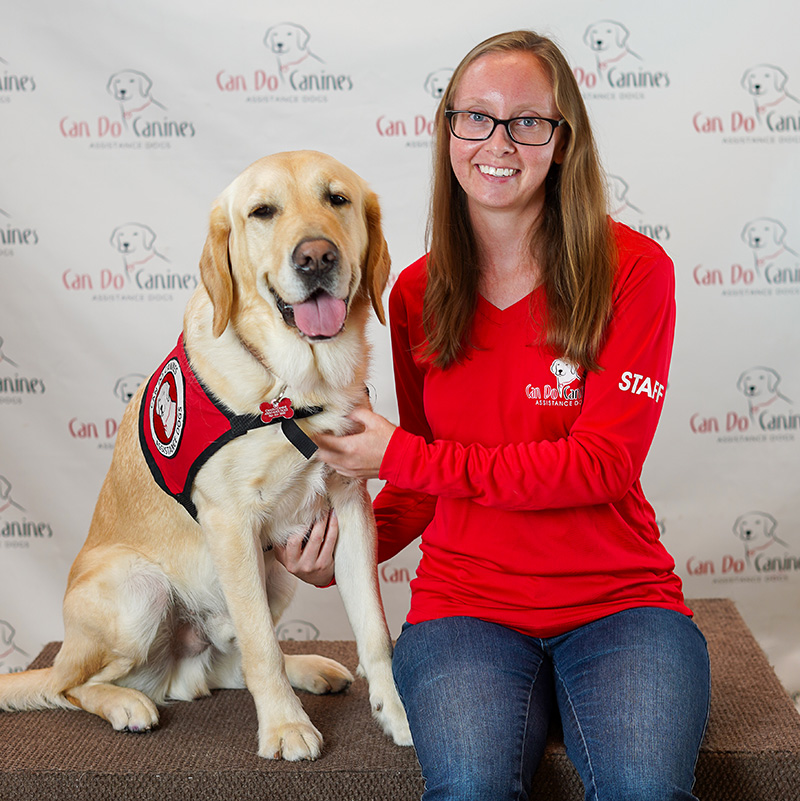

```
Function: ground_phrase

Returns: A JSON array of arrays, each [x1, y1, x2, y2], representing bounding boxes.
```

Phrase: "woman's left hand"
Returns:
[[313, 407, 397, 479]]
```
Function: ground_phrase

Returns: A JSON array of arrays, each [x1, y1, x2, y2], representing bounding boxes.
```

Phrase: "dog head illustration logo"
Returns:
[[550, 358, 583, 398], [263, 23, 325, 76], [148, 358, 184, 457], [106, 69, 167, 125], [114, 374, 146, 404], [583, 20, 642, 72], [424, 68, 453, 98], [741, 218, 799, 274], [736, 366, 793, 420], [741, 64, 800, 121], [110, 223, 169, 273], [276, 619, 320, 641], [732, 511, 788, 563]]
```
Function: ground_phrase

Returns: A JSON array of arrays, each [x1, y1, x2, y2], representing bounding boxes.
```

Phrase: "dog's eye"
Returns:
[[250, 205, 276, 219], [328, 194, 350, 207]]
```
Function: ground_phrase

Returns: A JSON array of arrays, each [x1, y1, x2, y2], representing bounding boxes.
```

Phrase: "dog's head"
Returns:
[[200, 151, 390, 346], [737, 366, 781, 398], [584, 20, 629, 52], [110, 223, 157, 255], [550, 358, 580, 383], [113, 374, 145, 403], [741, 217, 786, 250], [741, 64, 788, 97], [264, 23, 310, 56], [733, 512, 777, 544], [424, 69, 453, 99], [107, 70, 153, 103]]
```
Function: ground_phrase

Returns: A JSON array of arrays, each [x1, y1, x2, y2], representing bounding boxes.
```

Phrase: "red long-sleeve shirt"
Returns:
[[374, 221, 689, 637]]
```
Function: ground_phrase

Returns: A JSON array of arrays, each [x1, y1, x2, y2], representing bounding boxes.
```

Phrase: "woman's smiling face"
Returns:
[[448, 50, 565, 223]]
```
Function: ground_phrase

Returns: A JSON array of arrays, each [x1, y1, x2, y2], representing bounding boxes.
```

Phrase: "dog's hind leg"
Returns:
[[65, 661, 160, 732], [55, 547, 172, 731]]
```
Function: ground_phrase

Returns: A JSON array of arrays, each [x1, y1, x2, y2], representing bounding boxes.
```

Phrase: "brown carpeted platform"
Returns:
[[1, 599, 798, 800]]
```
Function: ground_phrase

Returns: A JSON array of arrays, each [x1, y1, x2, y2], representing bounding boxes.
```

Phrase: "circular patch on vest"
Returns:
[[149, 358, 185, 458]]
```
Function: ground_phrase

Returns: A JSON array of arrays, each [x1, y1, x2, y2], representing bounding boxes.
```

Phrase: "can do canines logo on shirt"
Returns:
[[149, 358, 185, 458], [525, 358, 585, 407]]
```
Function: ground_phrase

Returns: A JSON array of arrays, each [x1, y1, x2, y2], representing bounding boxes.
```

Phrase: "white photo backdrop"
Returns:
[[1, 0, 799, 707]]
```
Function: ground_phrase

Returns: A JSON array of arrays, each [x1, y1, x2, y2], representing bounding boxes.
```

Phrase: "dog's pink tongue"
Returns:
[[293, 293, 347, 338]]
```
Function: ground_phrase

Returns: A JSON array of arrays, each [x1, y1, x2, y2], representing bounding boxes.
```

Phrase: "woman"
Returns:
[[277, 30, 709, 801]]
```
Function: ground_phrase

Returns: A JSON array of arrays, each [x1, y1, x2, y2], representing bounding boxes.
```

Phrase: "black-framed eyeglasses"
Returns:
[[445, 110, 564, 146]]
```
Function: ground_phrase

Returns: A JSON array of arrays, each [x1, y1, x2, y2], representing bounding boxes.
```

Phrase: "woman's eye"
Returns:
[[517, 117, 539, 128]]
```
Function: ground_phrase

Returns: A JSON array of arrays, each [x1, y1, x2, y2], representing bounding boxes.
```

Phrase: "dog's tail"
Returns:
[[0, 666, 77, 712], [0, 641, 99, 712]]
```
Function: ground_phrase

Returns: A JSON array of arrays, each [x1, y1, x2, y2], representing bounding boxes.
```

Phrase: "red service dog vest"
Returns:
[[138, 335, 320, 519]]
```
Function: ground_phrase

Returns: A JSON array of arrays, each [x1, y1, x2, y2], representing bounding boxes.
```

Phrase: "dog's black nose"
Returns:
[[292, 239, 339, 277]]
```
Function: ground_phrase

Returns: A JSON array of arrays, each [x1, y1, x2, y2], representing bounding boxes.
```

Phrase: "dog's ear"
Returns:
[[770, 218, 787, 245], [141, 225, 156, 249], [137, 70, 153, 97], [771, 66, 788, 92], [0, 620, 14, 646], [766, 368, 780, 393], [294, 24, 311, 50], [363, 191, 391, 325], [199, 205, 233, 338]]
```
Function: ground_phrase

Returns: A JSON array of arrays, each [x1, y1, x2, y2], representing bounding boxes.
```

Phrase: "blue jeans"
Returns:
[[392, 609, 710, 801]]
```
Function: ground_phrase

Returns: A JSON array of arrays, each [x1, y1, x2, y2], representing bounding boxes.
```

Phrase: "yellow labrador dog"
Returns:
[[0, 151, 412, 761]]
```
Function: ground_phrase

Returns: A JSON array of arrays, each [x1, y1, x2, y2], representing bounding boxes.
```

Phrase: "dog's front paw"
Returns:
[[371, 688, 413, 747], [259, 720, 324, 761], [284, 653, 354, 694]]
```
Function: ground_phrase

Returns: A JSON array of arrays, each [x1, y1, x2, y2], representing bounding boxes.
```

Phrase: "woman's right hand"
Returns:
[[273, 509, 339, 587]]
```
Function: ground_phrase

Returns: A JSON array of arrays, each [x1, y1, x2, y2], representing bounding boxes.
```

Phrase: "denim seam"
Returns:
[[688, 635, 712, 795], [553, 661, 599, 801], [516, 658, 542, 801]]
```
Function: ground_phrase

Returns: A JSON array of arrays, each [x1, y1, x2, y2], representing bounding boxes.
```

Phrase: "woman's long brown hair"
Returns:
[[423, 30, 616, 373]]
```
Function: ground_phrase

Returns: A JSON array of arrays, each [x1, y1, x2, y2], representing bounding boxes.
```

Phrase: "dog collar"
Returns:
[[597, 50, 628, 71], [757, 93, 789, 115], [139, 334, 322, 520], [756, 247, 787, 268]]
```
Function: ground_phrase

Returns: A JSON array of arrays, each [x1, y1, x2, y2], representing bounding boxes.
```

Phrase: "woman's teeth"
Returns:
[[478, 165, 519, 177]]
